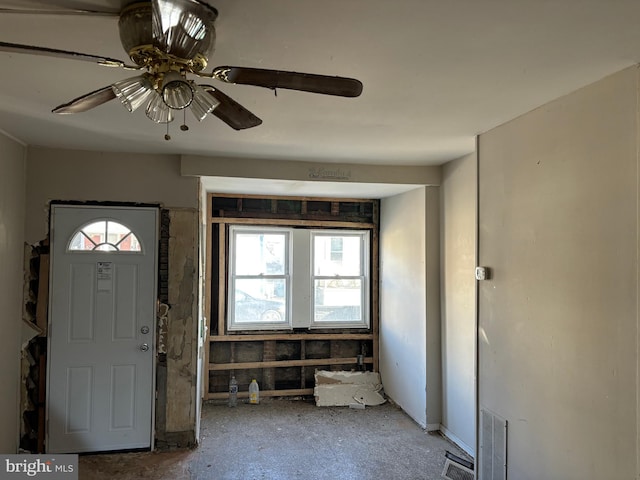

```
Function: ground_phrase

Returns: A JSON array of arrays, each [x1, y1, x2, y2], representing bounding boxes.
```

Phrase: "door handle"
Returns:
[[140, 343, 149, 352]]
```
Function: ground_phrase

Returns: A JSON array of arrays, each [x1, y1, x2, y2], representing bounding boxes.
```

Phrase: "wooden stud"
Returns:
[[263, 340, 276, 390], [36, 253, 49, 336], [204, 219, 213, 398], [211, 217, 375, 229], [207, 388, 314, 401], [37, 353, 46, 453], [217, 225, 226, 337], [372, 223, 380, 373], [300, 340, 306, 389], [210, 333, 373, 342], [208, 356, 373, 371]]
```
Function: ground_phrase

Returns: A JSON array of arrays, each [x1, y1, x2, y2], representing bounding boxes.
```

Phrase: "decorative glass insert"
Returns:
[[68, 220, 142, 252]]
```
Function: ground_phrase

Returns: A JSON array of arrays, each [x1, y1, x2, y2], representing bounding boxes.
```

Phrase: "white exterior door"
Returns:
[[47, 205, 158, 453]]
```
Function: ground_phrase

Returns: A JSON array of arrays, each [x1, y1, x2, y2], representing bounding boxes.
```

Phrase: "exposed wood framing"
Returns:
[[212, 217, 374, 229], [208, 389, 315, 400], [209, 357, 374, 371], [204, 221, 213, 398], [36, 253, 49, 336], [372, 201, 380, 372], [205, 193, 380, 399], [211, 333, 373, 342], [217, 224, 226, 337]]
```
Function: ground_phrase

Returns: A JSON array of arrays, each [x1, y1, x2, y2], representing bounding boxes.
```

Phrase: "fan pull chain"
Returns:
[[180, 109, 189, 131], [164, 121, 171, 141]]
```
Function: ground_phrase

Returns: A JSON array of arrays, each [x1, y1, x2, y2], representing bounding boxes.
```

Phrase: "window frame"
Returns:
[[309, 229, 370, 329], [227, 225, 371, 332], [227, 225, 292, 331]]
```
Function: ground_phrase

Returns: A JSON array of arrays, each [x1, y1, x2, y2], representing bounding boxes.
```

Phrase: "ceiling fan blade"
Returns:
[[0, 8, 117, 16], [200, 85, 262, 130], [0, 41, 135, 68], [0, 0, 119, 15], [52, 86, 116, 114], [211, 66, 363, 98]]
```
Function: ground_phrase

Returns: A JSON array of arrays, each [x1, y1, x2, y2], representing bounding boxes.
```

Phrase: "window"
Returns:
[[311, 231, 369, 328], [228, 226, 370, 331], [228, 227, 290, 330], [68, 220, 141, 252]]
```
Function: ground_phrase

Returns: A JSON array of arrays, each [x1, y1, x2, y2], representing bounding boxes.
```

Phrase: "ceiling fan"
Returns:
[[0, 0, 363, 138]]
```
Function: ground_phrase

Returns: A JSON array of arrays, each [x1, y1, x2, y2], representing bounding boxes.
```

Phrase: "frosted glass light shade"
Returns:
[[146, 92, 174, 123], [112, 75, 154, 112], [162, 71, 193, 109], [190, 84, 219, 121]]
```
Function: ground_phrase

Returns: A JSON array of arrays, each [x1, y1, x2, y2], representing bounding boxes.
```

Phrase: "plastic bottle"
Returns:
[[249, 379, 260, 405], [228, 375, 238, 407]]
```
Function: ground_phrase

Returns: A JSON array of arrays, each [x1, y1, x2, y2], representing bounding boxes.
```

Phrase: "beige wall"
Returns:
[[25, 147, 198, 244], [380, 187, 441, 428], [440, 152, 477, 455], [478, 66, 638, 479], [0, 133, 26, 453]]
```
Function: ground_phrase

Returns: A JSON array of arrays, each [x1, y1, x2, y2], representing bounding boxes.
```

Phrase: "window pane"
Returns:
[[107, 222, 141, 251], [84, 220, 108, 245], [235, 232, 287, 275], [69, 232, 95, 251], [67, 220, 141, 252], [314, 279, 362, 322], [233, 279, 287, 324], [314, 235, 361, 276]]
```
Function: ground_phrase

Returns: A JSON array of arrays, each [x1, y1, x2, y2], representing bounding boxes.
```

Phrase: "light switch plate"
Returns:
[[475, 266, 488, 280]]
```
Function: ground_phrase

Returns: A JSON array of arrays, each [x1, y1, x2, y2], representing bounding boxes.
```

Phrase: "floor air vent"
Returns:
[[442, 451, 474, 480], [480, 409, 508, 480]]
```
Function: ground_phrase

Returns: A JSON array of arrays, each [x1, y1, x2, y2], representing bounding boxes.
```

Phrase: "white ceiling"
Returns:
[[1, 0, 640, 167]]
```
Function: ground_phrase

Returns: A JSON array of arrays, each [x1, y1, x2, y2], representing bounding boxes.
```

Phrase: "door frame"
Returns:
[[46, 202, 160, 453]]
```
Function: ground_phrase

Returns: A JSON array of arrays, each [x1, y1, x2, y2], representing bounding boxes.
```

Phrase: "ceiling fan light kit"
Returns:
[[112, 74, 155, 112], [145, 91, 174, 123], [190, 83, 220, 120], [0, 0, 363, 137]]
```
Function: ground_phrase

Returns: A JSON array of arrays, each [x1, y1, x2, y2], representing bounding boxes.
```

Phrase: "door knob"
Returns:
[[140, 343, 149, 352]]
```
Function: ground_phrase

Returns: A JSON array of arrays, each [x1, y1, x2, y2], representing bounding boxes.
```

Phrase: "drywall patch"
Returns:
[[314, 371, 386, 407]]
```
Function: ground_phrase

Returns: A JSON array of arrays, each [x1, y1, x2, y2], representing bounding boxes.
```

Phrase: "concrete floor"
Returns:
[[79, 398, 471, 480]]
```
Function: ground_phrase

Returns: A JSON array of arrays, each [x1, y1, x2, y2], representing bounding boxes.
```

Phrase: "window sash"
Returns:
[[310, 230, 369, 328], [228, 226, 292, 330]]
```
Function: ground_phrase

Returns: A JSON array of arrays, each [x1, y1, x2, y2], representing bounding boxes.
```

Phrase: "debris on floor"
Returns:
[[314, 370, 386, 407]]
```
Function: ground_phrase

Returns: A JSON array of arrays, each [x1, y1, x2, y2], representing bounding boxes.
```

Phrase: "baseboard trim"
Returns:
[[440, 424, 475, 457]]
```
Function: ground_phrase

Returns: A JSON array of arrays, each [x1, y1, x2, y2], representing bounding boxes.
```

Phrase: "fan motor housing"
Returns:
[[119, 1, 218, 72]]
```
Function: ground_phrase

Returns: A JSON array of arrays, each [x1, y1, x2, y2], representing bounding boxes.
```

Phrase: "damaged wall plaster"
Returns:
[[164, 209, 199, 439]]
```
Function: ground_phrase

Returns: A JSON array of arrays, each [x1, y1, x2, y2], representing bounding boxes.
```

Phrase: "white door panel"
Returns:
[[47, 206, 158, 453]]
